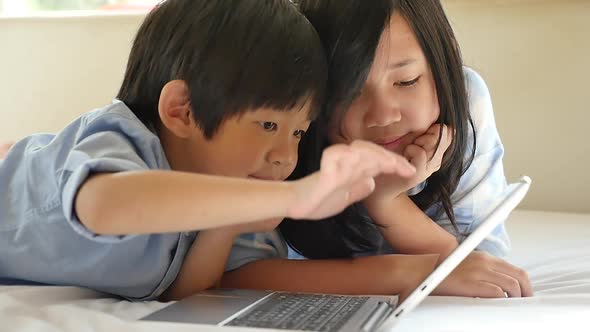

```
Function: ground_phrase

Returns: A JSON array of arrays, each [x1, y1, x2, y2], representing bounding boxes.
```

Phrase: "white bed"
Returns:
[[2, 209, 589, 332]]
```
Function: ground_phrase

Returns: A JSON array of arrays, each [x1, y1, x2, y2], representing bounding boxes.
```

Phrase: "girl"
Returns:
[[222, 0, 533, 299]]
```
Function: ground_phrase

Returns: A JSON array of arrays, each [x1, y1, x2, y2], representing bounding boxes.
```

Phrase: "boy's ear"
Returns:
[[158, 80, 196, 138]]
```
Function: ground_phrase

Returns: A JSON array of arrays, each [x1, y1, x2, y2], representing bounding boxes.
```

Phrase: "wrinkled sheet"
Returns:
[[2, 210, 590, 332]]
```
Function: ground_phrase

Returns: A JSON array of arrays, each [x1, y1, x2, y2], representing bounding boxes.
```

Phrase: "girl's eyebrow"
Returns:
[[387, 58, 417, 71]]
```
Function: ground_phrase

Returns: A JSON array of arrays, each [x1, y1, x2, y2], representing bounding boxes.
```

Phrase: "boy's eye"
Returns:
[[294, 130, 306, 139], [396, 75, 421, 87], [260, 122, 277, 131]]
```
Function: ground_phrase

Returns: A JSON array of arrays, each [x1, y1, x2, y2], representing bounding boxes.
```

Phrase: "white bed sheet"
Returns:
[[2, 210, 590, 332]]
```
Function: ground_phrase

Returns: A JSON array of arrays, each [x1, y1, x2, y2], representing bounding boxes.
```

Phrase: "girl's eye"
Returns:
[[261, 122, 277, 131], [294, 130, 306, 139], [396, 76, 421, 87]]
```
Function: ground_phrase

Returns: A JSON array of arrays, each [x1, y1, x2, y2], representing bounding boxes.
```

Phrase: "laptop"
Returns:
[[143, 175, 531, 332]]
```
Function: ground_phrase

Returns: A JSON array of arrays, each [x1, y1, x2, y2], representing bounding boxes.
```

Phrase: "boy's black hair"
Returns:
[[117, 0, 327, 138]]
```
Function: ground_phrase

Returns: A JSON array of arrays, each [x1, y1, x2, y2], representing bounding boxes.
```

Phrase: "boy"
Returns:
[[0, 0, 414, 301]]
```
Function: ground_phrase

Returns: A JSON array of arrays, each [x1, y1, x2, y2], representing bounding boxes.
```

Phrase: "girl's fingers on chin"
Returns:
[[404, 144, 427, 166], [427, 124, 443, 136], [413, 135, 436, 148]]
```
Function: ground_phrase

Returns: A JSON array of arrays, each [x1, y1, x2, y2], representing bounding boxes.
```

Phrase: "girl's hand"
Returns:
[[366, 124, 453, 206], [406, 123, 453, 184], [287, 140, 416, 220], [433, 251, 533, 298]]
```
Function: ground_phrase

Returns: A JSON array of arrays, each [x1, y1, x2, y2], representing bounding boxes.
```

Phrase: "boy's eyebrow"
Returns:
[[387, 58, 417, 70]]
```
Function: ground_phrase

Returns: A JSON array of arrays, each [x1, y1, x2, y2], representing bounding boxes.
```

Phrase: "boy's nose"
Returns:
[[268, 143, 296, 167]]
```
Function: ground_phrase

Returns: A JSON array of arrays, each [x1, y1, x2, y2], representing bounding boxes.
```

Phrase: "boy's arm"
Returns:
[[160, 228, 236, 301], [161, 219, 282, 301], [220, 254, 438, 299], [75, 142, 415, 236], [76, 171, 294, 235], [365, 194, 458, 262]]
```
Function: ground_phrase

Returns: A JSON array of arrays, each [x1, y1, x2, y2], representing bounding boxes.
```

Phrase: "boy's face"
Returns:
[[185, 106, 312, 181]]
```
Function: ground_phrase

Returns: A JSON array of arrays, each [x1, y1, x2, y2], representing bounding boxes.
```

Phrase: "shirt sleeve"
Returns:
[[427, 68, 511, 257], [58, 113, 160, 243], [225, 231, 288, 272]]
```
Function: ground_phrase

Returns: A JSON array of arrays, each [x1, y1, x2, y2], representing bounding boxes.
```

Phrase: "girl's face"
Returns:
[[328, 12, 440, 155]]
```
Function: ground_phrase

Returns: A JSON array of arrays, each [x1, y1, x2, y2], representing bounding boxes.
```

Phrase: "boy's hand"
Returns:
[[287, 140, 415, 220], [433, 251, 533, 298], [222, 218, 283, 237], [366, 124, 453, 206]]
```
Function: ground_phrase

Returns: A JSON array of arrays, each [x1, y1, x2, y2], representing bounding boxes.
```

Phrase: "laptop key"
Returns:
[[226, 293, 369, 331]]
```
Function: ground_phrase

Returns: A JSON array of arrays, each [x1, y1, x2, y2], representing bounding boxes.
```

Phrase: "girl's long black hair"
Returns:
[[280, 0, 476, 259]]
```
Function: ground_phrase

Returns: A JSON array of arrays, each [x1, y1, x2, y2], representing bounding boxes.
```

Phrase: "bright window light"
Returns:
[[0, 0, 158, 15]]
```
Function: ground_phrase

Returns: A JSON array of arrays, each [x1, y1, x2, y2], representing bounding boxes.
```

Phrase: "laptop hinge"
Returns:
[[361, 301, 392, 332]]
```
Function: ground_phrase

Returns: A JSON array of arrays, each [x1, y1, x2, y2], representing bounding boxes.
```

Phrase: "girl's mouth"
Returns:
[[376, 134, 408, 151]]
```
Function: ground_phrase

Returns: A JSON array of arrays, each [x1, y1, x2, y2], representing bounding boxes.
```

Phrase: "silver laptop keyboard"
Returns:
[[225, 293, 369, 331]]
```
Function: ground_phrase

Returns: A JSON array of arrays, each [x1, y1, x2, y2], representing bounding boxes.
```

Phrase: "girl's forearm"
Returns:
[[220, 254, 438, 296], [366, 194, 458, 260]]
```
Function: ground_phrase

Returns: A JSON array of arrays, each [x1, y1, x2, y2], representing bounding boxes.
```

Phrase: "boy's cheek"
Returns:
[[285, 165, 297, 180]]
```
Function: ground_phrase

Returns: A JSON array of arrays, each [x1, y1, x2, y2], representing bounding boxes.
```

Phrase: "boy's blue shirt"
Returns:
[[0, 100, 196, 300]]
